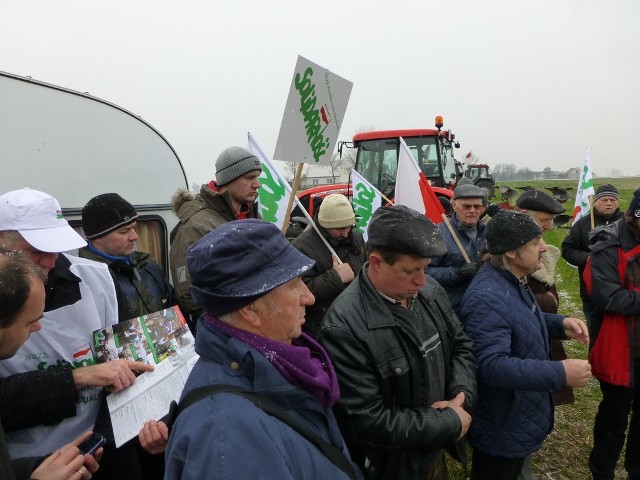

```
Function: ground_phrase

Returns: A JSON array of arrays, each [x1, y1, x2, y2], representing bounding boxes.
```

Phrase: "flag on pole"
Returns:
[[248, 132, 294, 230], [571, 147, 595, 225], [395, 138, 446, 224], [351, 169, 383, 241]]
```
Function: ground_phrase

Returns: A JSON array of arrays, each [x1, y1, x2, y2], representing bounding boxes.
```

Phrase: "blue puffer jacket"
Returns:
[[458, 263, 567, 458], [165, 319, 363, 480], [426, 214, 485, 314]]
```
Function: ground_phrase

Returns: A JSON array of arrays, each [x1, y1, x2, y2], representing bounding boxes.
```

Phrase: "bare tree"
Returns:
[[328, 149, 356, 182], [284, 161, 299, 181]]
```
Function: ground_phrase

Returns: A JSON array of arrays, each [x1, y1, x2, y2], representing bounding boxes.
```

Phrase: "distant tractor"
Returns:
[[463, 163, 496, 200]]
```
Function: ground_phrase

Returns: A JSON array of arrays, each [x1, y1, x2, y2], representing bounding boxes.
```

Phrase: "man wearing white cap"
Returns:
[[0, 188, 153, 467]]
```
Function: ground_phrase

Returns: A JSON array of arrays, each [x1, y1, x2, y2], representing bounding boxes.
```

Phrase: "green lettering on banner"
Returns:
[[295, 67, 330, 163], [353, 183, 375, 234], [258, 164, 286, 223], [580, 165, 593, 209]]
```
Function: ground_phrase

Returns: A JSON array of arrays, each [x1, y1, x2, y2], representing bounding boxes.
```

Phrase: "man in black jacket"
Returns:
[[319, 205, 476, 480], [293, 194, 365, 338], [562, 184, 623, 325], [79, 193, 176, 321]]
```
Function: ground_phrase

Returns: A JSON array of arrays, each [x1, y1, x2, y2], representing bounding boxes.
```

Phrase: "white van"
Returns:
[[0, 71, 189, 274]]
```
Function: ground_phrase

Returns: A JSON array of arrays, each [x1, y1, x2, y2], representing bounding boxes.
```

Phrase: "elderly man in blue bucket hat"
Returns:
[[163, 219, 363, 480]]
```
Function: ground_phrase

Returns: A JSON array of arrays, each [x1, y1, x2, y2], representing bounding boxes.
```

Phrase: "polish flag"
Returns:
[[395, 137, 445, 224]]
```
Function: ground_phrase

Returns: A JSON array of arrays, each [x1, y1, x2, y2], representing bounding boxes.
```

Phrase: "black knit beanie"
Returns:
[[486, 210, 542, 254], [82, 193, 138, 240]]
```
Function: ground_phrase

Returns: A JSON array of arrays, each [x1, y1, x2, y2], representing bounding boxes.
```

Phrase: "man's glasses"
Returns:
[[459, 203, 484, 210]]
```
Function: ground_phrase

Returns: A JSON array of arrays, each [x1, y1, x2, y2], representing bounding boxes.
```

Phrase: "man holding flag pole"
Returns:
[[395, 137, 476, 270], [293, 194, 365, 338], [562, 148, 623, 326]]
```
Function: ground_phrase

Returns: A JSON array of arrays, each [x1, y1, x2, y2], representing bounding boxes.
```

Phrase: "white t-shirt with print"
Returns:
[[0, 254, 118, 458]]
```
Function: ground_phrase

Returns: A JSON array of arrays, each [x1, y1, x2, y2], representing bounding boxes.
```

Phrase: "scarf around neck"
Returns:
[[203, 314, 340, 408]]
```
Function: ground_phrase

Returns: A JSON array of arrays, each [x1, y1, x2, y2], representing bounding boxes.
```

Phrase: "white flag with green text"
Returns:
[[248, 132, 293, 230], [351, 169, 383, 241], [571, 147, 595, 224]]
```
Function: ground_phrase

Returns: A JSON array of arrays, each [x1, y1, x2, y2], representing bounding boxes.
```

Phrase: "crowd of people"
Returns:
[[0, 147, 638, 480]]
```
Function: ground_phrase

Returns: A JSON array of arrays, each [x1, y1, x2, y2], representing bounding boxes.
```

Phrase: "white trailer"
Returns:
[[0, 70, 189, 272]]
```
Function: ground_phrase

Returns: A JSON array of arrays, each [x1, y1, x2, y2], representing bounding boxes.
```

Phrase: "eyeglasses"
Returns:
[[459, 204, 484, 210]]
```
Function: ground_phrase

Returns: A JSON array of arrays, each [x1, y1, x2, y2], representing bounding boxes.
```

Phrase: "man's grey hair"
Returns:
[[489, 253, 509, 271], [217, 311, 237, 325]]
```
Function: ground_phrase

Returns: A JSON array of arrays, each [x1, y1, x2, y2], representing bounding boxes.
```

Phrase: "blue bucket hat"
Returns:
[[187, 219, 315, 316]]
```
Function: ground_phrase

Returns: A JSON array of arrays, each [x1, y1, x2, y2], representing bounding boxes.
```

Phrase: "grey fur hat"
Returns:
[[215, 147, 262, 186], [486, 210, 541, 254]]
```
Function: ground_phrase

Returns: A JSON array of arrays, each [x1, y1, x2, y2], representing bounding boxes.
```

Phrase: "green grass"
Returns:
[[446, 177, 640, 479]]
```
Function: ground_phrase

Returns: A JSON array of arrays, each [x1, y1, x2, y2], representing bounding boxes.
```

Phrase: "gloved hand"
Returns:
[[457, 263, 478, 280]]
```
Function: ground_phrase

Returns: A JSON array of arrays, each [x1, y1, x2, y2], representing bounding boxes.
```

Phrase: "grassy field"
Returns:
[[446, 176, 640, 480]]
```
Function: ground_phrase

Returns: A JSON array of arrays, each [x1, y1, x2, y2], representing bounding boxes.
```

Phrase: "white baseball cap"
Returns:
[[0, 188, 87, 253]]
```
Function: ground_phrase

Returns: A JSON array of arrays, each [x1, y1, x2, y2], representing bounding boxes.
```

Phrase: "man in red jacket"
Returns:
[[588, 188, 640, 480]]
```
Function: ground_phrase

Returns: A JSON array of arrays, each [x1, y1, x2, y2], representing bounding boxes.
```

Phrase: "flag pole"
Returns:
[[441, 213, 471, 264], [589, 196, 595, 229], [284, 165, 343, 264], [281, 163, 305, 235]]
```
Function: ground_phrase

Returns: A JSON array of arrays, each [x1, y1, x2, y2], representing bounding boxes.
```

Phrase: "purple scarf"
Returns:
[[203, 314, 340, 408]]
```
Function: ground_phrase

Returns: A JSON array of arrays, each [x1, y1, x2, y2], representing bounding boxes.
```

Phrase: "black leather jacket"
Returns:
[[318, 265, 476, 480]]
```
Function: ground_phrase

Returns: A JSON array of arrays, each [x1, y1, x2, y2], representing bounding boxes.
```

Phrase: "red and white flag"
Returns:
[[395, 137, 445, 224]]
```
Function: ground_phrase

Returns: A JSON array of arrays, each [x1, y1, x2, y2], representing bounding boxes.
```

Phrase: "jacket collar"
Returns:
[[194, 319, 324, 411], [356, 263, 438, 329]]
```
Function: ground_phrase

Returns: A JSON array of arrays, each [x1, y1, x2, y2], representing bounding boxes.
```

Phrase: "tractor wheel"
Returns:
[[475, 180, 495, 201]]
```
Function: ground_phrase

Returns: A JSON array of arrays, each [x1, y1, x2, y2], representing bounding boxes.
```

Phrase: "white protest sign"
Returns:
[[274, 55, 352, 165]]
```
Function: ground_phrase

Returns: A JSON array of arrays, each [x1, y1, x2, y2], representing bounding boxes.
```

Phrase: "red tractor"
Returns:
[[344, 116, 462, 210], [286, 117, 464, 238]]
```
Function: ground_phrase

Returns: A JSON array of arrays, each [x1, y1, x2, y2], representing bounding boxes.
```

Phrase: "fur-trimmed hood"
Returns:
[[530, 243, 560, 287]]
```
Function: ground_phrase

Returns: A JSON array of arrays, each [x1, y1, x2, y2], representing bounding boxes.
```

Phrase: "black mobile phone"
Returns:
[[77, 432, 106, 456]]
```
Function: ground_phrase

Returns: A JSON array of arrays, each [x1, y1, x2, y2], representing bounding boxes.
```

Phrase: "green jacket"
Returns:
[[169, 185, 259, 322]]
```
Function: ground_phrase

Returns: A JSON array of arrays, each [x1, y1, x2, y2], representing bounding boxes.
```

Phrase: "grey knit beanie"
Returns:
[[215, 147, 262, 186]]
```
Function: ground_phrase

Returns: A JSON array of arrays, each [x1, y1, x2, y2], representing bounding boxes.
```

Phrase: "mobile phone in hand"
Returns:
[[78, 432, 106, 456]]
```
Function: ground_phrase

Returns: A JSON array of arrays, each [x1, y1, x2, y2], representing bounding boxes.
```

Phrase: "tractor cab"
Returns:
[[463, 163, 496, 200], [346, 116, 461, 200]]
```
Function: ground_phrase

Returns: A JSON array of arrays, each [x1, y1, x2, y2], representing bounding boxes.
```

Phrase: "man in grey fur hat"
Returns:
[[515, 189, 572, 480], [169, 146, 262, 329], [459, 210, 591, 480]]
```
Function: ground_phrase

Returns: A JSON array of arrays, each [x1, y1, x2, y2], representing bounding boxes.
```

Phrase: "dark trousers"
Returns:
[[471, 449, 525, 480], [589, 358, 640, 480]]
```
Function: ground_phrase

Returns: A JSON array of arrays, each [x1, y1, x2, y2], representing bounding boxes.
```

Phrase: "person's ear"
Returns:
[[369, 252, 383, 270], [237, 303, 262, 328]]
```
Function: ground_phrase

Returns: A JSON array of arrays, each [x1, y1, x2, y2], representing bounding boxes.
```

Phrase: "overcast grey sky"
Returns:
[[2, 0, 639, 184]]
